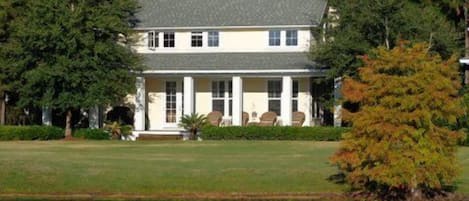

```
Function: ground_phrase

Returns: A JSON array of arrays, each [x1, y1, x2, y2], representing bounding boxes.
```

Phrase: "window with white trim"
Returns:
[[269, 30, 281, 46], [208, 31, 219, 47], [165, 81, 177, 123], [191, 32, 203, 47], [286, 30, 298, 46], [212, 80, 232, 116], [268, 80, 282, 115], [293, 80, 299, 112], [164, 32, 175, 48], [148, 31, 158, 49]]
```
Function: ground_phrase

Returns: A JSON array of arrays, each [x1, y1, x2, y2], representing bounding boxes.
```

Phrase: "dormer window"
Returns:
[[164, 32, 175, 48], [269, 30, 281, 46], [148, 31, 158, 49], [191, 32, 203, 47], [286, 30, 298, 46]]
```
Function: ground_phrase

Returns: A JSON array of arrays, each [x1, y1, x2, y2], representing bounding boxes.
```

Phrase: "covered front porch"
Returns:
[[133, 74, 328, 136], [132, 52, 330, 137]]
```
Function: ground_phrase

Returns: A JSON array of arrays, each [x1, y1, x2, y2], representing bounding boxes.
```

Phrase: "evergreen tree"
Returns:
[[331, 42, 464, 200], [312, 0, 462, 78], [0, 0, 142, 137]]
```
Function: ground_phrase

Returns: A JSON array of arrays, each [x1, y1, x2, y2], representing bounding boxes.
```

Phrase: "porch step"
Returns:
[[137, 134, 183, 141], [135, 129, 186, 141]]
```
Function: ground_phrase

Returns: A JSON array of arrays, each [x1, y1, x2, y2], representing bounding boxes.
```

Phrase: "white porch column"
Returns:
[[134, 76, 146, 131], [232, 76, 243, 126], [42, 107, 52, 126], [281, 76, 293, 126], [183, 76, 195, 115], [89, 106, 100, 129]]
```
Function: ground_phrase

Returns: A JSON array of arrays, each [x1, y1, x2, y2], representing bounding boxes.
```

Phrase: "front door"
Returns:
[[164, 80, 183, 127]]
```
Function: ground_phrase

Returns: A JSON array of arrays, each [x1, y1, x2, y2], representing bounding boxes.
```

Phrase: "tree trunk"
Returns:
[[0, 93, 5, 125], [192, 129, 197, 140], [65, 109, 73, 140]]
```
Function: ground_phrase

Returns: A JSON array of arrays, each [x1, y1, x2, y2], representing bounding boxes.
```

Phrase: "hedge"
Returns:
[[0, 126, 64, 141], [200, 126, 350, 141], [73, 129, 110, 140]]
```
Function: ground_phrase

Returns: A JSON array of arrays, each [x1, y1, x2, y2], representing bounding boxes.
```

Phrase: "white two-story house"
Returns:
[[130, 0, 329, 136]]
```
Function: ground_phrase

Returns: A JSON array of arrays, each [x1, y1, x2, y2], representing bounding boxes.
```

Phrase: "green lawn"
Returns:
[[0, 141, 468, 197]]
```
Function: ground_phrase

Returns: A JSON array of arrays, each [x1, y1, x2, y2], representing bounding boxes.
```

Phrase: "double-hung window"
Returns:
[[269, 30, 281, 46], [286, 30, 298, 46], [164, 32, 175, 48], [148, 31, 158, 49], [212, 80, 232, 116], [208, 31, 219, 47], [268, 80, 282, 115], [191, 32, 203, 47], [292, 80, 299, 112]]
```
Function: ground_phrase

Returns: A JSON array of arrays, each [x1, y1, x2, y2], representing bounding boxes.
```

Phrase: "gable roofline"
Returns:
[[134, 25, 318, 31]]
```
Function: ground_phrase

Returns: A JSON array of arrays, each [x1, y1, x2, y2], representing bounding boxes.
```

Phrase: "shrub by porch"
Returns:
[[0, 126, 64, 141], [200, 126, 348, 141]]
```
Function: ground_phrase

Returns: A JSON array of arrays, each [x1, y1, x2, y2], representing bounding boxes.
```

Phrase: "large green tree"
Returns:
[[0, 0, 142, 137], [0, 0, 25, 94], [312, 0, 463, 78], [331, 42, 464, 200]]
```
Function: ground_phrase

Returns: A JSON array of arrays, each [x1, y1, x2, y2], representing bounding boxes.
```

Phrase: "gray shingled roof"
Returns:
[[135, 0, 328, 28], [142, 52, 318, 71]]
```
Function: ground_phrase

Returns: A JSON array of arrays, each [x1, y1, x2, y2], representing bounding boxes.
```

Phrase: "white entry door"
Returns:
[[164, 80, 183, 127]]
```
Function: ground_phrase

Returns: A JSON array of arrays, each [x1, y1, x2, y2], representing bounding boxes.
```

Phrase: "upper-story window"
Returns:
[[191, 32, 203, 47], [148, 31, 159, 49], [286, 30, 298, 46], [164, 32, 175, 48], [208, 31, 219, 47], [269, 30, 281, 46]]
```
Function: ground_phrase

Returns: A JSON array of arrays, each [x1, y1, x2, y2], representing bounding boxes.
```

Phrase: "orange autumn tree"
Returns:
[[331, 42, 464, 199]]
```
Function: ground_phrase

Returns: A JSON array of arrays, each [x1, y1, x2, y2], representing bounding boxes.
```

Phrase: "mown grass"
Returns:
[[0, 141, 468, 196]]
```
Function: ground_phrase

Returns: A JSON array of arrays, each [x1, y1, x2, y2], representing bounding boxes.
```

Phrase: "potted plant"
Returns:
[[104, 121, 133, 140], [179, 113, 208, 140]]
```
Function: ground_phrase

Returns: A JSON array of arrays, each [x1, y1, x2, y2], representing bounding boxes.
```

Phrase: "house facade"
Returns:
[[130, 0, 330, 136]]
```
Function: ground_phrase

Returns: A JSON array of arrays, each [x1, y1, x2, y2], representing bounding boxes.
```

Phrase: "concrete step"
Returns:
[[137, 134, 183, 141]]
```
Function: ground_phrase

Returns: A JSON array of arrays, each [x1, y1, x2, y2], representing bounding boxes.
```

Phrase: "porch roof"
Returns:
[[141, 52, 324, 75]]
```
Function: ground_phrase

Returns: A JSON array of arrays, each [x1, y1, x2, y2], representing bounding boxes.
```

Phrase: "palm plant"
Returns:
[[179, 113, 208, 140], [104, 121, 133, 140]]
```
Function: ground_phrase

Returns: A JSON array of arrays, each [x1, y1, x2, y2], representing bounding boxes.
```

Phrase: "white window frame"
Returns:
[[207, 31, 219, 47], [211, 80, 232, 117], [286, 30, 298, 46], [191, 32, 203, 47], [163, 32, 175, 48], [163, 80, 183, 128], [292, 80, 299, 112], [148, 31, 159, 49], [268, 80, 282, 115], [269, 30, 281, 46]]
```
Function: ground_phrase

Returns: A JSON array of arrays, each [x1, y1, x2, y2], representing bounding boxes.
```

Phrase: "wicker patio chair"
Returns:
[[257, 111, 277, 126], [242, 112, 249, 126], [207, 111, 223, 126], [292, 111, 305, 127]]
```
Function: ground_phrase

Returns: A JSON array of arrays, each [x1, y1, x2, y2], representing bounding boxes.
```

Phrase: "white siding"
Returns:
[[133, 28, 312, 53]]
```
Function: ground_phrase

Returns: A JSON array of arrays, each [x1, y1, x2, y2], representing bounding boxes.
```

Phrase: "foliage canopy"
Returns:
[[312, 0, 463, 78], [0, 0, 142, 135], [331, 42, 464, 199]]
